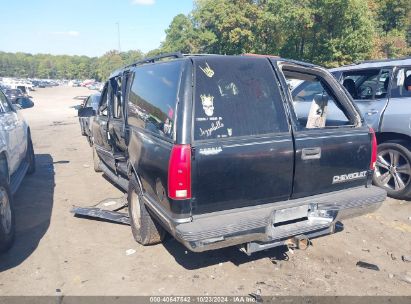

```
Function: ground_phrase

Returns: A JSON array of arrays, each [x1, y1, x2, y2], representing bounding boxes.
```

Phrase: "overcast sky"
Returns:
[[0, 0, 193, 57]]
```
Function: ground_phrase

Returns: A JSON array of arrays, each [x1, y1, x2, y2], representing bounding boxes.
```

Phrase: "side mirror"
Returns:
[[78, 107, 96, 117], [16, 97, 34, 109]]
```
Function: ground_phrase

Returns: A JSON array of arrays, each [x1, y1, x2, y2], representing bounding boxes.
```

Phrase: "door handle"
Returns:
[[366, 110, 378, 116], [302, 147, 321, 160]]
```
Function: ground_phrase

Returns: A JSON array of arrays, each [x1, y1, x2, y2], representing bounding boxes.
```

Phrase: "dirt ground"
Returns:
[[0, 86, 410, 296]]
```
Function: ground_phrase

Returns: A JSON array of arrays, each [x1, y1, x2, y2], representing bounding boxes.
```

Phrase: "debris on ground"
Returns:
[[356, 261, 380, 271], [125, 249, 136, 256], [402, 255, 411, 263], [388, 252, 397, 261], [71, 196, 130, 225], [396, 272, 411, 284], [249, 289, 263, 303]]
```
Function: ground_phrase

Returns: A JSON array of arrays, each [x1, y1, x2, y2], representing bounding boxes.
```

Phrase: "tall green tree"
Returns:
[[96, 51, 124, 80], [161, 14, 199, 53], [193, 0, 260, 54]]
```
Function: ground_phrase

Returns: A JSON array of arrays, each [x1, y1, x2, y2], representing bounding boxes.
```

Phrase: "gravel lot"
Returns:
[[0, 86, 410, 296]]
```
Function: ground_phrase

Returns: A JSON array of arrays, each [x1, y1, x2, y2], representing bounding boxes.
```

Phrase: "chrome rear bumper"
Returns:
[[174, 186, 386, 253]]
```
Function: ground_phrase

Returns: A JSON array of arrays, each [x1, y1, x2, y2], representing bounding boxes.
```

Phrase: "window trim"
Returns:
[[109, 76, 123, 120], [277, 62, 362, 132], [98, 83, 109, 116]]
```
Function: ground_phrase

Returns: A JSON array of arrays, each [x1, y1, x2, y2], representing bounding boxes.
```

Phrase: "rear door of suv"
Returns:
[[277, 62, 372, 198], [190, 57, 294, 214], [333, 68, 392, 131], [91, 83, 115, 168]]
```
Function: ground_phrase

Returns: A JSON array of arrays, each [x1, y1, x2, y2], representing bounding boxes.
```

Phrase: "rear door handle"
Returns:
[[302, 147, 321, 160], [366, 110, 378, 116]]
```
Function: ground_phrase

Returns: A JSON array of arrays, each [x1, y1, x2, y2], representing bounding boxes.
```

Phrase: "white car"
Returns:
[[0, 89, 35, 253]]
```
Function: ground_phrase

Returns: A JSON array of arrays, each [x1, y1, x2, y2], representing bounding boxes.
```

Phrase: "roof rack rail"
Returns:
[[125, 52, 184, 69], [110, 52, 185, 78], [182, 53, 222, 57], [354, 56, 411, 65]]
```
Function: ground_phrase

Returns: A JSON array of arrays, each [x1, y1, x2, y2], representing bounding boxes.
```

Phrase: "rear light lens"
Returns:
[[168, 144, 192, 200], [370, 128, 377, 170]]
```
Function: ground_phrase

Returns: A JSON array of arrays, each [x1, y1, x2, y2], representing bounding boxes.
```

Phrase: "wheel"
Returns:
[[373, 141, 411, 200], [0, 176, 15, 253], [26, 134, 35, 175], [92, 145, 102, 172], [128, 175, 165, 245]]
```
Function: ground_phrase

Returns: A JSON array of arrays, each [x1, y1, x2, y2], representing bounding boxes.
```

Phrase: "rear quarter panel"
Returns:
[[127, 127, 191, 219], [380, 96, 411, 137]]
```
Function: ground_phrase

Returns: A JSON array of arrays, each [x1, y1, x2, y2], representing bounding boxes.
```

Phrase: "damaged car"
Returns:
[[0, 89, 35, 253], [77, 53, 386, 254]]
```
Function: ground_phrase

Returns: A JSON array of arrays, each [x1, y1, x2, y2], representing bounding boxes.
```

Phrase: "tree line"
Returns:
[[0, 50, 144, 81], [159, 0, 411, 67], [1, 0, 410, 81]]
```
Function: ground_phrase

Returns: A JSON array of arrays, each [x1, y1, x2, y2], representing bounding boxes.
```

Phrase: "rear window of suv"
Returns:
[[193, 57, 288, 140]]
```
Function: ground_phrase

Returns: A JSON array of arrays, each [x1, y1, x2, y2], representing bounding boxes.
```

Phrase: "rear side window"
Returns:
[[194, 57, 288, 140], [128, 61, 183, 139], [99, 84, 109, 116], [391, 68, 411, 98]]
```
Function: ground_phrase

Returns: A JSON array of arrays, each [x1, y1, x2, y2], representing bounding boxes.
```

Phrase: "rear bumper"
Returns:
[[174, 186, 386, 253]]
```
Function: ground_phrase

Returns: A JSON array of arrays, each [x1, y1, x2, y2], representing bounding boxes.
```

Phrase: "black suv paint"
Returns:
[[79, 53, 386, 254]]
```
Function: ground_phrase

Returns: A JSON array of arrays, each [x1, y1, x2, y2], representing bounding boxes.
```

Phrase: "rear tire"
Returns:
[[92, 145, 102, 172], [128, 175, 165, 245], [26, 134, 35, 175], [373, 140, 411, 200], [0, 176, 15, 253]]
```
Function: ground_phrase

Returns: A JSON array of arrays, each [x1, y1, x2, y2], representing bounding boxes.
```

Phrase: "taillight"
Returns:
[[168, 144, 192, 200], [370, 128, 377, 170]]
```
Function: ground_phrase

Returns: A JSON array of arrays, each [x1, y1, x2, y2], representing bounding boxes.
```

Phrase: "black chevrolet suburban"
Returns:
[[78, 53, 386, 254]]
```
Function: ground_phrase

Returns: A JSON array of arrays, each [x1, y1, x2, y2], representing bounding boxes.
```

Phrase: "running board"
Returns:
[[71, 196, 130, 225], [10, 160, 29, 195], [99, 161, 129, 192]]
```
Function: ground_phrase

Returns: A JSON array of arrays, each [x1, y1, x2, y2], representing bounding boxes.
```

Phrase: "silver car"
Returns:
[[0, 89, 35, 253], [331, 57, 411, 199]]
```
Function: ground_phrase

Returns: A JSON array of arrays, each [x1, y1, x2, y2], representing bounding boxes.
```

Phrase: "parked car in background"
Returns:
[[15, 85, 31, 96], [331, 57, 411, 199], [4, 89, 24, 103], [0, 89, 35, 253], [79, 53, 385, 254], [68, 80, 81, 87], [87, 82, 103, 91], [78, 93, 100, 145]]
